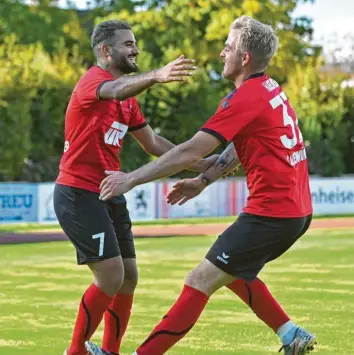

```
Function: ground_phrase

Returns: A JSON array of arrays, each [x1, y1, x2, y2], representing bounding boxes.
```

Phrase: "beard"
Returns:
[[115, 56, 139, 74]]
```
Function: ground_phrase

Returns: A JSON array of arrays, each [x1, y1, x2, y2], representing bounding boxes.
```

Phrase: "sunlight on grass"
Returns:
[[0, 228, 353, 355]]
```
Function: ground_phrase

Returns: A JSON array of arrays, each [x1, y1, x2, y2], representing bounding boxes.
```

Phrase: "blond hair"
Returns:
[[231, 16, 278, 71]]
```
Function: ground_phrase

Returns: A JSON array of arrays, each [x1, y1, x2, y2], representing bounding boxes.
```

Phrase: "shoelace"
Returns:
[[278, 345, 285, 353]]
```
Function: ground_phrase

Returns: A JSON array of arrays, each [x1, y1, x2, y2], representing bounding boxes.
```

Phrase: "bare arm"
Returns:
[[99, 55, 196, 101], [99, 131, 221, 200], [165, 143, 240, 206], [128, 132, 220, 186], [130, 126, 175, 156], [99, 71, 157, 101], [199, 142, 240, 186], [130, 126, 219, 172]]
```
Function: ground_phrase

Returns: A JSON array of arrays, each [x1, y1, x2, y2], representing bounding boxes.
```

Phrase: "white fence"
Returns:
[[1, 177, 354, 223]]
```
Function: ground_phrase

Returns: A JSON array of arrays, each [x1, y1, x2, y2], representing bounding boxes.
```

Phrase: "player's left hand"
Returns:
[[167, 177, 206, 205], [99, 171, 135, 201], [189, 154, 219, 173]]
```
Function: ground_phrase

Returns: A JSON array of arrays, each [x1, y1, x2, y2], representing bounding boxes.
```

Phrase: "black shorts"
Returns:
[[206, 212, 312, 281], [53, 184, 135, 264]]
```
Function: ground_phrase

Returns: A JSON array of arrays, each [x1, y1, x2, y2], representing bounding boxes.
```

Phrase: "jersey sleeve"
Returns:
[[201, 92, 261, 145], [128, 98, 148, 131], [76, 72, 113, 108]]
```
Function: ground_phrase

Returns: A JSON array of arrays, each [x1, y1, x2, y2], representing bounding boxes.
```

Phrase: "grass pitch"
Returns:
[[1, 214, 353, 233], [0, 228, 353, 355]]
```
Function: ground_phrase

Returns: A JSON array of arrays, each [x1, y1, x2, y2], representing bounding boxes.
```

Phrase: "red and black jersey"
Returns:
[[57, 66, 147, 192], [202, 73, 312, 218]]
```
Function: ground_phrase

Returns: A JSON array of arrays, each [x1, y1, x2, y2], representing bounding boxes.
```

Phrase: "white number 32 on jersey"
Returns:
[[269, 92, 303, 149]]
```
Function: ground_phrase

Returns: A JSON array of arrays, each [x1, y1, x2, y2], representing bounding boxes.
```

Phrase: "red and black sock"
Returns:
[[227, 278, 290, 332], [102, 293, 134, 355], [68, 283, 112, 355], [136, 285, 209, 355]]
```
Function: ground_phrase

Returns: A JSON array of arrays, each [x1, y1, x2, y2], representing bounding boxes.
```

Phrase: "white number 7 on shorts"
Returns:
[[92, 232, 105, 257]]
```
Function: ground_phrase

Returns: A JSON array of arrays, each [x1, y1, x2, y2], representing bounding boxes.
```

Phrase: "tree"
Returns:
[[97, 0, 318, 175], [0, 35, 86, 181], [285, 57, 349, 176], [0, 0, 323, 181], [0, 0, 91, 55], [340, 86, 354, 174]]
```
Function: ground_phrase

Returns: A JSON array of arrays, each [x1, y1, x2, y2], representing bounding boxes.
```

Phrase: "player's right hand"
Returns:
[[99, 170, 135, 201], [154, 55, 197, 83], [166, 177, 206, 206]]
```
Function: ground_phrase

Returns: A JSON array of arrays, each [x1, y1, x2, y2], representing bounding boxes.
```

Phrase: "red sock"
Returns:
[[68, 283, 113, 355], [102, 293, 134, 354], [136, 285, 209, 355], [227, 278, 290, 332]]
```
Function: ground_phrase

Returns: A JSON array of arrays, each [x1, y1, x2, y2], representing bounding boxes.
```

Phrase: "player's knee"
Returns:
[[126, 267, 138, 289], [185, 260, 234, 296], [120, 266, 138, 293], [185, 267, 210, 293], [98, 269, 124, 296], [111, 268, 125, 288], [119, 258, 138, 293], [89, 257, 124, 296]]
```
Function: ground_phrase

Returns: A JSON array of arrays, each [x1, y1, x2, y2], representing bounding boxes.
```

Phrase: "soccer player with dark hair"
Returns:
[[97, 16, 316, 355], [54, 20, 216, 355]]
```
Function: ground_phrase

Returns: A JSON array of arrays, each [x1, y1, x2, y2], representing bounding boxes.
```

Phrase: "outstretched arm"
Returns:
[[99, 55, 196, 101], [99, 131, 221, 200], [167, 143, 240, 205], [130, 125, 219, 172], [199, 142, 240, 186]]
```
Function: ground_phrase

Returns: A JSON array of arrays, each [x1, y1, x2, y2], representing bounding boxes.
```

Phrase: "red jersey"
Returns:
[[202, 73, 312, 218], [57, 66, 147, 193]]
